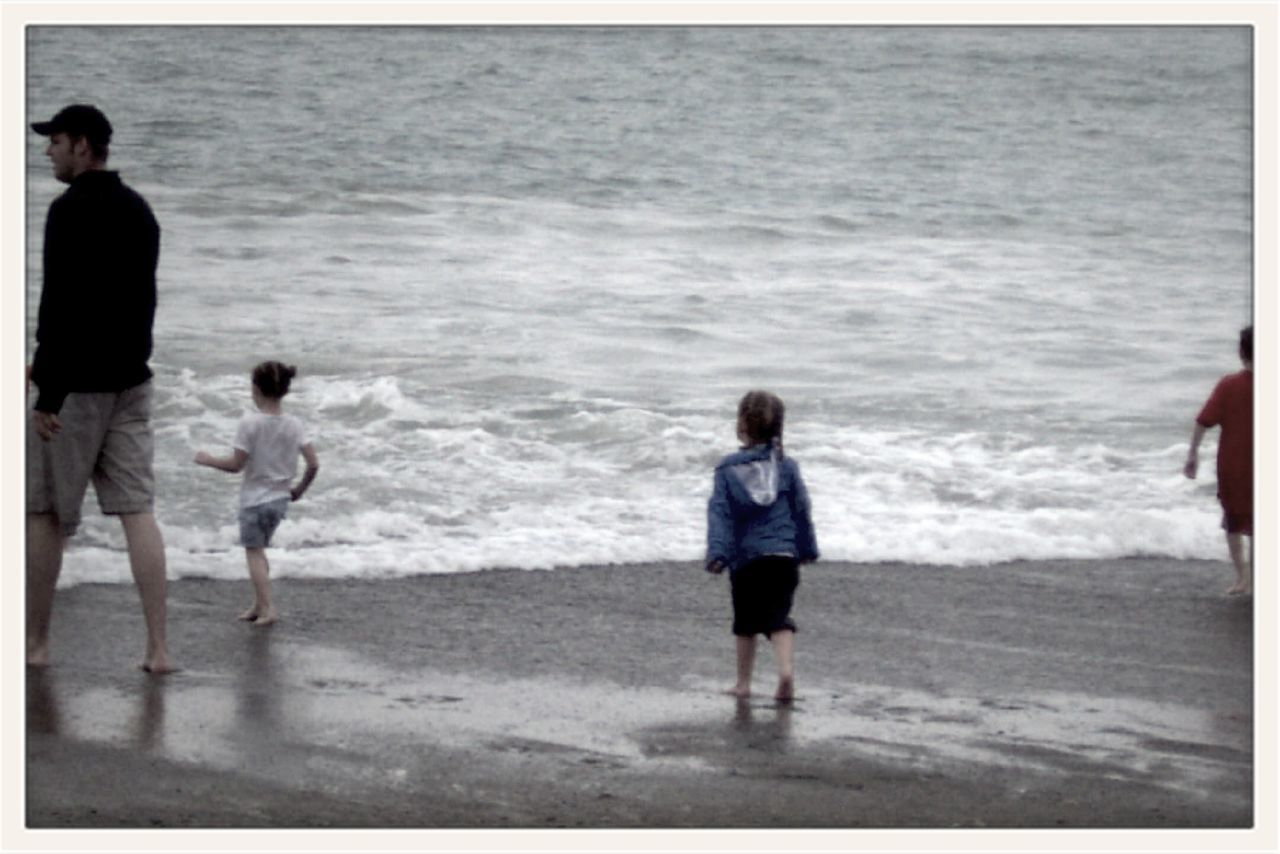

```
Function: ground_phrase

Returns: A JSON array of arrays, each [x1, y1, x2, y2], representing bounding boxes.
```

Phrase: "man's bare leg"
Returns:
[[727, 635, 756, 698], [1226, 533, 1252, 595], [120, 513, 174, 673], [26, 514, 65, 667]]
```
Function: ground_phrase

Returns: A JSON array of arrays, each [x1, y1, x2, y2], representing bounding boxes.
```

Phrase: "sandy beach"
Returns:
[[22, 558, 1254, 837]]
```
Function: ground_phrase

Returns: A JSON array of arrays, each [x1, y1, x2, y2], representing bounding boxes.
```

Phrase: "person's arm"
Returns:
[[25, 365, 61, 439], [706, 468, 733, 574], [1184, 422, 1208, 479], [290, 443, 320, 501], [194, 448, 248, 473], [790, 462, 819, 564], [30, 198, 77, 417], [1186, 378, 1225, 479]]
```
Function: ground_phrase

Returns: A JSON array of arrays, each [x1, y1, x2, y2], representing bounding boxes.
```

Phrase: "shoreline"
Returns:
[[24, 558, 1254, 832]]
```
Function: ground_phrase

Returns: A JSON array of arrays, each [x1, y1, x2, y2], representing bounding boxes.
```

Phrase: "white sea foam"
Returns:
[[56, 388, 1230, 588]]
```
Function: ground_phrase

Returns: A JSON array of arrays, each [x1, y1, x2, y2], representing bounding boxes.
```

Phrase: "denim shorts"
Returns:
[[239, 498, 289, 548]]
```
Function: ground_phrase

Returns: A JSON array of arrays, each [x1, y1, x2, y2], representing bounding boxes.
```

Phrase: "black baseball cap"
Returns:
[[31, 104, 112, 146]]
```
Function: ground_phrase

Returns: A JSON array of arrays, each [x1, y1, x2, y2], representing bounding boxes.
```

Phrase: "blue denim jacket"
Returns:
[[706, 443, 819, 573]]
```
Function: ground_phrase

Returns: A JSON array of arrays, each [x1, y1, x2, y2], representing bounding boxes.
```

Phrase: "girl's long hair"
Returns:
[[737, 390, 785, 456]]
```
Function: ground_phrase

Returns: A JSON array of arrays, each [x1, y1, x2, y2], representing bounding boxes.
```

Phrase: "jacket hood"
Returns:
[[722, 443, 782, 507]]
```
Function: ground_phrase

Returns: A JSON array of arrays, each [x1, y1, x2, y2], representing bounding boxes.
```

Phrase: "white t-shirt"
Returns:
[[234, 412, 308, 509]]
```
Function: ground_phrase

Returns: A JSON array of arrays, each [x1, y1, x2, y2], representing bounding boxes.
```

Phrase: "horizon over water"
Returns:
[[25, 26, 1254, 586]]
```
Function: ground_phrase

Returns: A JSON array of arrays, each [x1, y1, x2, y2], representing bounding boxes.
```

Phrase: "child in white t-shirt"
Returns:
[[196, 361, 319, 626]]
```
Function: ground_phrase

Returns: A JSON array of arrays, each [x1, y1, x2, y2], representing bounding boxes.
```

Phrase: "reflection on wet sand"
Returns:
[[25, 592, 1253, 829], [26, 667, 60, 736], [235, 629, 283, 739], [731, 696, 794, 752], [27, 663, 167, 749], [132, 677, 166, 749], [24, 561, 1254, 829]]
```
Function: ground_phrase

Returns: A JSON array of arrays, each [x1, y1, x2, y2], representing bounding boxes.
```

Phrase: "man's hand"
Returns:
[[33, 411, 60, 441], [1184, 450, 1198, 479], [27, 368, 60, 440]]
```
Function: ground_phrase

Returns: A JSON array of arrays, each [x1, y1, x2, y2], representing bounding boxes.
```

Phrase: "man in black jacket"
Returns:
[[27, 104, 174, 673]]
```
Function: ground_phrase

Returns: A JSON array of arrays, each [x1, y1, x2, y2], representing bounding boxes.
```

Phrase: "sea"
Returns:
[[23, 25, 1255, 586]]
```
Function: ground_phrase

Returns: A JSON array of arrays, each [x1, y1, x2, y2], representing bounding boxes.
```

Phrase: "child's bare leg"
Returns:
[[1226, 533, 1251, 595], [770, 629, 795, 702], [238, 547, 258, 622], [727, 635, 756, 697], [244, 547, 278, 625]]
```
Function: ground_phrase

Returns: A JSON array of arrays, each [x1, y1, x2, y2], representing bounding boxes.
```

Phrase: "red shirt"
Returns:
[[1196, 369, 1253, 515]]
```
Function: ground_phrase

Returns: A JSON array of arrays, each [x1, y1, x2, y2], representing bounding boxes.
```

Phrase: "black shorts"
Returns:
[[729, 555, 800, 637]]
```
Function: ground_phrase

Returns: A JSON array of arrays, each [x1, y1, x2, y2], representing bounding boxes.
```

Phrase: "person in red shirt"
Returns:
[[1185, 326, 1253, 595]]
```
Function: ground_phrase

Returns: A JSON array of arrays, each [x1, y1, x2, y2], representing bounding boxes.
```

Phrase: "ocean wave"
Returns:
[[55, 496, 1227, 590], [56, 412, 1232, 590], [814, 214, 864, 234]]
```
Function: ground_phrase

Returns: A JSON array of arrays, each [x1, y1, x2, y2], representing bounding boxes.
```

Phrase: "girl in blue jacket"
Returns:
[[706, 390, 818, 702]]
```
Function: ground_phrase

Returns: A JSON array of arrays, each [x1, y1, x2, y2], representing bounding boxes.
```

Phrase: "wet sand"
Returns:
[[24, 558, 1254, 833]]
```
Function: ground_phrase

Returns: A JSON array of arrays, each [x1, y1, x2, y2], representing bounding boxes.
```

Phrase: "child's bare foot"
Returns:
[[252, 610, 278, 627], [775, 676, 794, 703], [724, 684, 751, 699], [1226, 581, 1250, 596], [140, 655, 177, 675], [238, 607, 259, 621]]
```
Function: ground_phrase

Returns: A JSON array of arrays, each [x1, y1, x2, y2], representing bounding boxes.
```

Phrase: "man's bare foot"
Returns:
[[1226, 582, 1249, 596], [238, 607, 259, 621], [27, 641, 50, 668], [252, 610, 278, 627], [724, 685, 751, 699], [775, 676, 794, 703]]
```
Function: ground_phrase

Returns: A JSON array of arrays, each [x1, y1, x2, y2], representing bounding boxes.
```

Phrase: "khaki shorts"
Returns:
[[27, 382, 156, 537]]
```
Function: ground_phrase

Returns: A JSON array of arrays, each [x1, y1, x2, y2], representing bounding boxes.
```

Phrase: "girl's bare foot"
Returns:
[[140, 656, 177, 675], [775, 676, 794, 703], [238, 607, 259, 621], [252, 610, 278, 627], [724, 685, 751, 699]]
